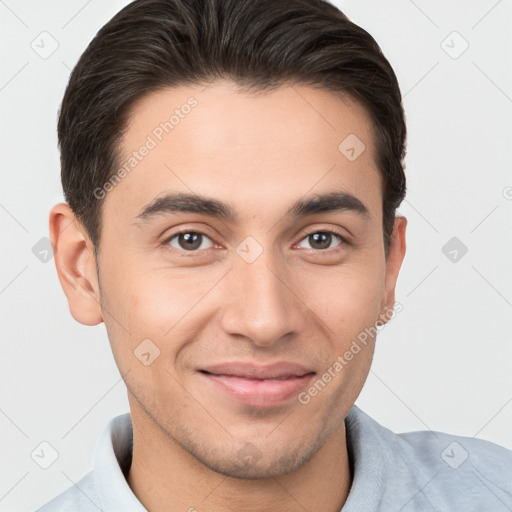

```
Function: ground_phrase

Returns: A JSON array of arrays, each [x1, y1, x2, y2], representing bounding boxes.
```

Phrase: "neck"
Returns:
[[126, 399, 351, 512]]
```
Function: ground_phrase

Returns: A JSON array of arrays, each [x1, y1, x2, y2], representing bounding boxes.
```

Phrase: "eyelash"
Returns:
[[162, 228, 348, 255]]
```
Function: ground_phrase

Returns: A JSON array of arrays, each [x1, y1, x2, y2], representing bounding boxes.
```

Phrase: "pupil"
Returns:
[[179, 232, 201, 250], [310, 232, 331, 249]]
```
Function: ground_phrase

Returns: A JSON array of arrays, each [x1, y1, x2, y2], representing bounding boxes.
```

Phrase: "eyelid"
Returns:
[[294, 227, 348, 250]]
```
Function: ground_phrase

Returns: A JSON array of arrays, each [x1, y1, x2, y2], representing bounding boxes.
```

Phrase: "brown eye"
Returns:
[[168, 232, 214, 251], [297, 231, 343, 250]]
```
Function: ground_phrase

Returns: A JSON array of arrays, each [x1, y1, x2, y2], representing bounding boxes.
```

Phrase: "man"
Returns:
[[36, 0, 511, 510]]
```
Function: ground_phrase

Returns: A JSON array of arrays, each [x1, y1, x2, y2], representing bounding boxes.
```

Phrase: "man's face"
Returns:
[[95, 80, 402, 478]]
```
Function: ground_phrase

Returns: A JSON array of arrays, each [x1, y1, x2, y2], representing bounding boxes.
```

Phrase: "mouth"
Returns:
[[198, 362, 316, 408]]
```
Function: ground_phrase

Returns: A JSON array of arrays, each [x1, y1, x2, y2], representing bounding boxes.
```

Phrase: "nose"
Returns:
[[218, 249, 306, 348]]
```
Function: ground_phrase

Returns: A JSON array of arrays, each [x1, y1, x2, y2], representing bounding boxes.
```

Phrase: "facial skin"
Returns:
[[50, 79, 406, 512]]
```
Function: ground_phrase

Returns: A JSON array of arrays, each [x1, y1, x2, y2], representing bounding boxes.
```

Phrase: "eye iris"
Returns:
[[309, 232, 332, 250], [179, 232, 202, 250]]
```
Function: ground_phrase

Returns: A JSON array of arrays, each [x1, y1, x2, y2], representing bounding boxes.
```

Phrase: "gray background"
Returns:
[[1, 0, 511, 511]]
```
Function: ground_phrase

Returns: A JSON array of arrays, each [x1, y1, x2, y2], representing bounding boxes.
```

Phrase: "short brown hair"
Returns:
[[58, 0, 406, 252]]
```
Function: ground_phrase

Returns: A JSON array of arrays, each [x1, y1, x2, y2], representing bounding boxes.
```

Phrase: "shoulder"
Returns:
[[392, 424, 512, 509], [399, 428, 512, 496], [347, 406, 512, 510], [33, 471, 101, 512], [400, 427, 512, 469]]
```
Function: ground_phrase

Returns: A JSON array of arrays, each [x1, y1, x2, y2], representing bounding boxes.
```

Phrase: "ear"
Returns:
[[379, 216, 407, 325], [49, 203, 103, 326]]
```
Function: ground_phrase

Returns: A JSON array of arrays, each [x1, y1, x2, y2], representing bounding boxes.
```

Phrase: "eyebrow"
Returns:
[[135, 190, 369, 223]]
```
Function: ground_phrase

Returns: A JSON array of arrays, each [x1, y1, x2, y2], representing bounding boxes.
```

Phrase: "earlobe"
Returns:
[[379, 216, 407, 324], [49, 203, 104, 326]]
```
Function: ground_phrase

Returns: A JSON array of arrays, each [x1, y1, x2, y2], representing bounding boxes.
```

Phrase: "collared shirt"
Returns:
[[34, 405, 512, 511]]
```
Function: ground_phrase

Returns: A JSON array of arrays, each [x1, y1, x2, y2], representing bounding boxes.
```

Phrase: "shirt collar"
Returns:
[[93, 412, 146, 511], [92, 405, 398, 511]]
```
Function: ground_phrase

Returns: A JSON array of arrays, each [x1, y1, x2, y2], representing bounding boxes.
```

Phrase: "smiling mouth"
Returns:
[[201, 372, 309, 380], [198, 364, 316, 408]]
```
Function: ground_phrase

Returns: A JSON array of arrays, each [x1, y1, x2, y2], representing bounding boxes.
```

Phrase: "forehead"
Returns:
[[108, 80, 382, 221]]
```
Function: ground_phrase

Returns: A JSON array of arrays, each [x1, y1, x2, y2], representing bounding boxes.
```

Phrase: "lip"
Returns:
[[198, 362, 316, 408]]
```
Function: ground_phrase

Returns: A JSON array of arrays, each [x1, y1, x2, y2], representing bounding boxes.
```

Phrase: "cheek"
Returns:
[[98, 261, 224, 360], [296, 266, 383, 417], [298, 261, 386, 340]]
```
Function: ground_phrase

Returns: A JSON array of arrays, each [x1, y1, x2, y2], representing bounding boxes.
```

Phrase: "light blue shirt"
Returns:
[[34, 405, 512, 511]]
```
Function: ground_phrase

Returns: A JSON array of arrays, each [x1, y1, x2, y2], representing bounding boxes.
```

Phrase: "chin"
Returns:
[[191, 443, 317, 480]]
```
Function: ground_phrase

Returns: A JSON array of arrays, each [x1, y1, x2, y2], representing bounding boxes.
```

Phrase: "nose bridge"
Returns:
[[219, 243, 303, 346]]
